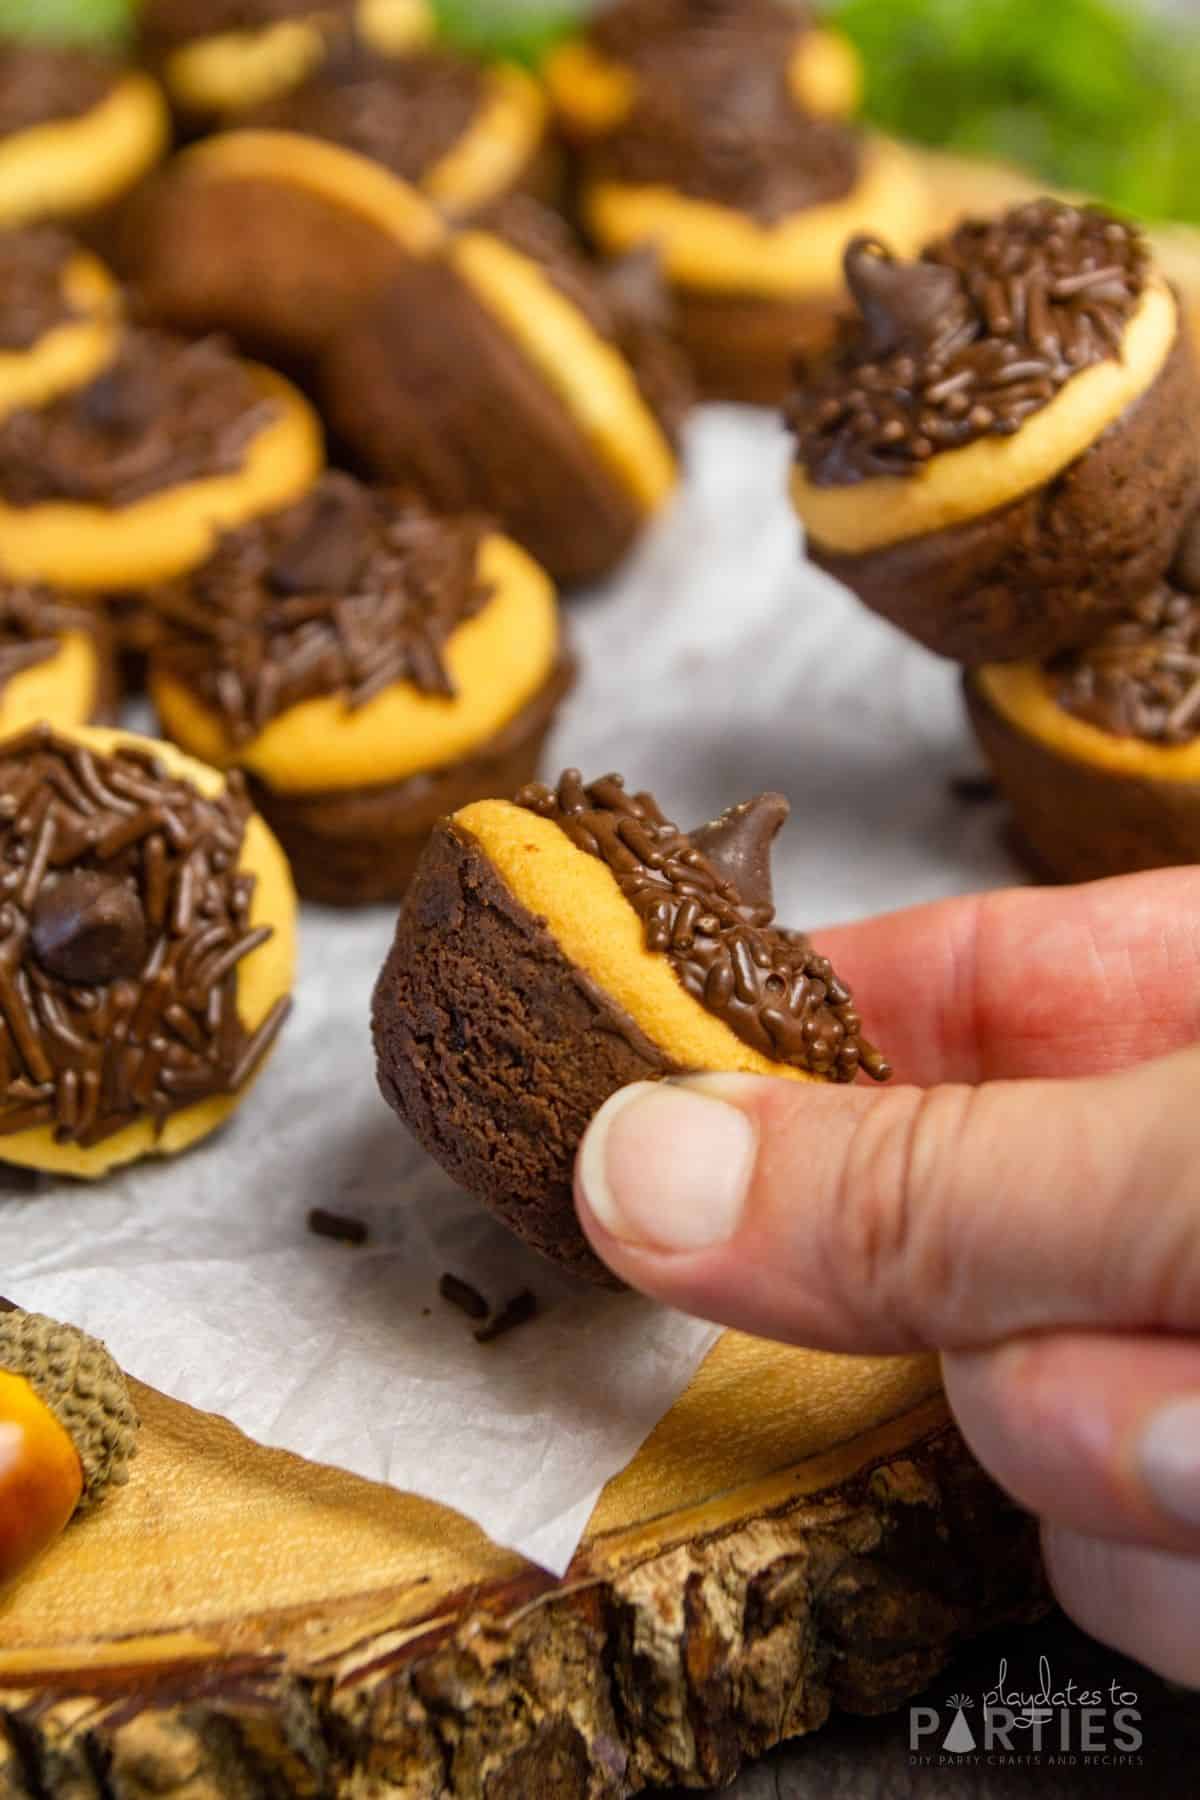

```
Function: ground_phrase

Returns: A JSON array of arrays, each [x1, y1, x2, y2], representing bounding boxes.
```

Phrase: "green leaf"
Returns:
[[0, 0, 133, 45]]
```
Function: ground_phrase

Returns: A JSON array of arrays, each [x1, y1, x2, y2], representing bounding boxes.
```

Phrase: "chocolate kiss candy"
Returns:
[[690, 791, 789, 924], [268, 475, 369, 596], [1171, 510, 1200, 597], [31, 870, 148, 985], [843, 234, 965, 359]]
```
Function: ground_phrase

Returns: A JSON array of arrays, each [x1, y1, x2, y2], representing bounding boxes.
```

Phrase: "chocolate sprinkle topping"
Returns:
[[516, 771, 890, 1084], [0, 726, 289, 1148], [149, 475, 491, 742], [1052, 578, 1200, 746], [0, 228, 83, 354], [141, 0, 356, 54], [0, 41, 121, 138], [591, 33, 858, 224], [790, 200, 1153, 486], [0, 585, 100, 699], [0, 331, 276, 510], [243, 43, 485, 186], [592, 0, 813, 65]]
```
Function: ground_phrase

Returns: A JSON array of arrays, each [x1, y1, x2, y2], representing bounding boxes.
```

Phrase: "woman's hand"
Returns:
[[574, 867, 1200, 1686]]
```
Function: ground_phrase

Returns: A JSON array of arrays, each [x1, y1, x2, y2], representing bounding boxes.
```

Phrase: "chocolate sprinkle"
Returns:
[[438, 1271, 489, 1320], [0, 41, 120, 138], [592, 0, 814, 67], [149, 476, 491, 742], [516, 771, 890, 1084], [0, 331, 276, 510], [140, 0, 356, 54], [1052, 581, 1200, 745], [790, 200, 1152, 486], [308, 1206, 368, 1244], [243, 43, 485, 186], [0, 228, 83, 354], [590, 24, 858, 224], [0, 726, 289, 1149], [474, 1288, 538, 1343], [0, 585, 100, 699]]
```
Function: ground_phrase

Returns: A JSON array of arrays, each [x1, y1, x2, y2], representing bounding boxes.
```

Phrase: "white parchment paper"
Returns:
[[0, 408, 1019, 1575]]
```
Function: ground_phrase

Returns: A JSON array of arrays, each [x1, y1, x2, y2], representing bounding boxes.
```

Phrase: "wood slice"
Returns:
[[0, 1334, 1045, 1797]]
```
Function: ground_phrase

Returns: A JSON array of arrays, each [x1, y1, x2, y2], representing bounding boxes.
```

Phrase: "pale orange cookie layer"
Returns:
[[153, 534, 560, 792], [0, 366, 324, 590], [0, 73, 169, 226], [0, 252, 122, 421], [457, 799, 820, 1084], [583, 137, 928, 299], [791, 280, 1178, 555]]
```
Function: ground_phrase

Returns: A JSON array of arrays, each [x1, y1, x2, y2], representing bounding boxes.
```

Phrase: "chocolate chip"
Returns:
[[31, 870, 147, 985]]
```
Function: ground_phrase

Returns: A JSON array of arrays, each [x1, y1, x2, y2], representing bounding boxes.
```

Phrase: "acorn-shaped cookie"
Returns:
[[545, 0, 863, 143], [0, 583, 115, 737], [966, 512, 1200, 882], [0, 724, 296, 1176], [0, 227, 123, 420], [373, 771, 890, 1282], [565, 3, 921, 405], [789, 200, 1200, 664], [0, 326, 323, 599], [321, 201, 690, 586], [0, 1304, 138, 1590], [0, 40, 168, 235], [139, 0, 435, 126], [149, 473, 572, 906]]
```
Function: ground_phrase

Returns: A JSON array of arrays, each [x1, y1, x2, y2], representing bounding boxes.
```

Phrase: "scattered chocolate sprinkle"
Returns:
[[0, 228, 85, 353], [0, 41, 121, 137], [0, 726, 289, 1148], [0, 331, 276, 510], [591, 22, 858, 224], [790, 200, 1152, 486], [949, 772, 999, 805], [1052, 581, 1200, 745], [474, 1288, 538, 1343], [516, 772, 890, 1083], [307, 1206, 368, 1244], [149, 476, 491, 741], [438, 1271, 489, 1320], [140, 0, 355, 54], [0, 584, 102, 699], [243, 42, 484, 185]]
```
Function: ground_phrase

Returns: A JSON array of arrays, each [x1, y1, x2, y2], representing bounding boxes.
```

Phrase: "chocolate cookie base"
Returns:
[[320, 259, 648, 588], [965, 670, 1200, 883], [119, 167, 428, 364], [675, 285, 839, 406], [811, 323, 1200, 665], [253, 656, 573, 907], [373, 815, 680, 1284]]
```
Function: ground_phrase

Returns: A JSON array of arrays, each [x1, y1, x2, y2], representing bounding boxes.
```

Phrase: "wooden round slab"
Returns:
[[0, 1334, 1046, 1796]]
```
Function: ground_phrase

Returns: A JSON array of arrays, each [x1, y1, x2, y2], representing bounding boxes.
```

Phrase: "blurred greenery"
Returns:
[[0, 0, 132, 44], [0, 0, 1195, 225], [832, 0, 1200, 225]]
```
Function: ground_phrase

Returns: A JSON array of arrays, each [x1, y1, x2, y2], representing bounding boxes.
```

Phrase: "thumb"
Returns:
[[574, 1048, 1200, 1352]]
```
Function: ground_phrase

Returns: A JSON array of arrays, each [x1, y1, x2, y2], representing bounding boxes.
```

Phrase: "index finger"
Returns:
[[811, 867, 1200, 1086]]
